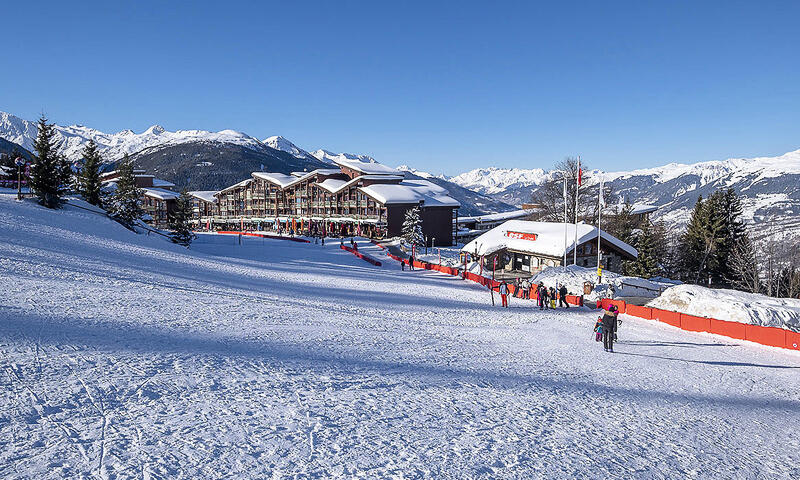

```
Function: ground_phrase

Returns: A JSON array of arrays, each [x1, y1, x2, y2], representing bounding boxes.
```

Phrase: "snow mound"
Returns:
[[647, 285, 800, 332], [531, 265, 664, 300]]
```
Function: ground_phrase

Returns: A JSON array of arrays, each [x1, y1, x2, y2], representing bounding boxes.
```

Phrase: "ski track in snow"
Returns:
[[1, 195, 799, 479]]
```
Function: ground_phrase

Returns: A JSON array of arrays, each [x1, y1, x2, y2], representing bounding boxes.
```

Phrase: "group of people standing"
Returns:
[[493, 279, 570, 310]]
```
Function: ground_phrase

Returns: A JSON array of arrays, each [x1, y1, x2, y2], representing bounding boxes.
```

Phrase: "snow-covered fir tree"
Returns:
[[401, 207, 424, 247], [168, 189, 196, 246], [78, 140, 103, 206], [106, 154, 143, 228], [29, 115, 70, 208]]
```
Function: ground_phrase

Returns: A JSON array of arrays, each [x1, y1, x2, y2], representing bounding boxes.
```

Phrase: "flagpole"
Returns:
[[597, 174, 603, 282], [573, 156, 580, 266], [563, 176, 568, 267]]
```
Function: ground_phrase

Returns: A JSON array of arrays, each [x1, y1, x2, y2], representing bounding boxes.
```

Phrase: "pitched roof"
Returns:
[[188, 190, 218, 203], [359, 179, 460, 207], [461, 220, 637, 259], [142, 188, 180, 201], [332, 157, 399, 175]]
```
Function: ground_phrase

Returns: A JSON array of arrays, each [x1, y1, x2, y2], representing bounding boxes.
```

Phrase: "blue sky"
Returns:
[[3, 1, 799, 175]]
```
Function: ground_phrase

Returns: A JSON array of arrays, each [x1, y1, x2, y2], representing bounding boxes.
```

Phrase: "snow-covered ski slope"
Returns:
[[1, 195, 799, 479]]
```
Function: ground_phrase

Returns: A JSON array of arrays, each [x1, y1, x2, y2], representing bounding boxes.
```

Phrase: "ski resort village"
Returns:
[[3, 3, 800, 478], [1, 112, 799, 479]]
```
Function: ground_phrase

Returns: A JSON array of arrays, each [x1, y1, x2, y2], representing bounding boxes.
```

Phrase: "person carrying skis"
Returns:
[[498, 281, 509, 308], [602, 305, 618, 352]]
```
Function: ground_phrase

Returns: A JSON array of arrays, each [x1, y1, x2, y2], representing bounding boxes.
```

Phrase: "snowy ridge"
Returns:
[[310, 148, 376, 165], [450, 167, 547, 194], [263, 135, 315, 160], [0, 111, 265, 162]]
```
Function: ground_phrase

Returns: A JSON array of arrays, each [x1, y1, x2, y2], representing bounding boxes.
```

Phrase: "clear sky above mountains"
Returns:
[[3, 0, 799, 175]]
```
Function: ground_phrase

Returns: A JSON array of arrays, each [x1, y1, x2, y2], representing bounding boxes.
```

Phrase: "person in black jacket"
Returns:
[[558, 284, 569, 308], [602, 305, 619, 352]]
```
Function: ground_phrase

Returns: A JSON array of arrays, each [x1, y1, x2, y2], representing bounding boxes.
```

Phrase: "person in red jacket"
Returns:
[[498, 281, 509, 308]]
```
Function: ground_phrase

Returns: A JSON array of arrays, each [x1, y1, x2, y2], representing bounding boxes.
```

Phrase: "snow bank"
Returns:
[[531, 265, 665, 300], [647, 284, 800, 332]]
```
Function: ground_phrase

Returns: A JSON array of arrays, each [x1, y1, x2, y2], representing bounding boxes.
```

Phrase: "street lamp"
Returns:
[[15, 156, 24, 201]]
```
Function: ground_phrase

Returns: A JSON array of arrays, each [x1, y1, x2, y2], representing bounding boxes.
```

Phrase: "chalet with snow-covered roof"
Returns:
[[462, 220, 637, 276], [100, 169, 179, 229], [200, 158, 461, 245]]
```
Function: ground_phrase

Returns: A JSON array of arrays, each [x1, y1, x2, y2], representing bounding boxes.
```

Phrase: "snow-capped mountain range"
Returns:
[[447, 150, 800, 240], [0, 111, 513, 215], [2, 110, 797, 235]]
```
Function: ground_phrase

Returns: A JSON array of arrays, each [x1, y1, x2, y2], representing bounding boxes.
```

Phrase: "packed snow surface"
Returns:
[[648, 284, 800, 332], [1, 195, 799, 478]]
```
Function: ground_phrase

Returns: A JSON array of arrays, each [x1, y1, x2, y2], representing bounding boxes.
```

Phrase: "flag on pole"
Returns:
[[578, 166, 583, 186]]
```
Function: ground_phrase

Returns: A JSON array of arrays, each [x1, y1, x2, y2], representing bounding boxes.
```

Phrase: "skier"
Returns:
[[549, 287, 557, 309], [602, 305, 618, 352], [499, 281, 509, 308], [537, 283, 546, 310], [559, 284, 569, 308], [409, 255, 415, 271], [521, 278, 531, 300]]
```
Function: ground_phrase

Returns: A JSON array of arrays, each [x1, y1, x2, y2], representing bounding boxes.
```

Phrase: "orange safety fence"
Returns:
[[339, 244, 382, 266], [376, 245, 800, 351]]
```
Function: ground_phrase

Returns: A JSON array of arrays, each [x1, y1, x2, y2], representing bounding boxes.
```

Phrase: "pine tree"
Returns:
[[29, 115, 70, 208], [402, 207, 424, 247], [107, 154, 143, 228], [711, 188, 747, 286], [623, 221, 661, 278], [678, 196, 724, 285], [168, 189, 196, 246], [78, 140, 103, 206]]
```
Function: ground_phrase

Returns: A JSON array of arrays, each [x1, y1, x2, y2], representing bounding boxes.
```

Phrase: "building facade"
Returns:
[[462, 220, 638, 276], [100, 169, 179, 229], [190, 158, 461, 245]]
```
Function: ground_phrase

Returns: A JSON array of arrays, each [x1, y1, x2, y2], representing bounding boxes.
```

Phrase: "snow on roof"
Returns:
[[188, 190, 218, 203], [252, 172, 296, 188], [313, 175, 404, 194], [359, 179, 460, 207], [332, 157, 399, 175], [253, 169, 345, 189], [219, 178, 253, 193], [457, 209, 530, 224], [316, 178, 348, 193], [142, 187, 180, 201], [152, 178, 176, 188], [461, 220, 637, 259]]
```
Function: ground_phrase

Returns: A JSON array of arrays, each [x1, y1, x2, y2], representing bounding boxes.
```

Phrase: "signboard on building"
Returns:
[[505, 231, 537, 241]]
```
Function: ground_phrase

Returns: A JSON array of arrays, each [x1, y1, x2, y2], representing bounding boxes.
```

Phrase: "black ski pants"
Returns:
[[603, 326, 614, 350]]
